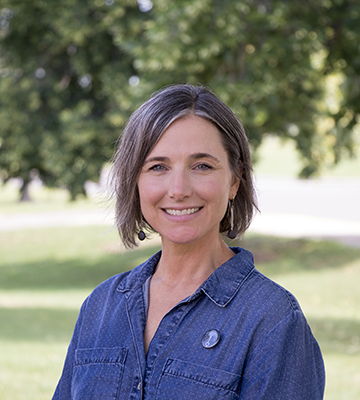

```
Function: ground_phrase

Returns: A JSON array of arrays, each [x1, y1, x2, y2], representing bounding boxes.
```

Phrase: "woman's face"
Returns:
[[137, 116, 240, 247]]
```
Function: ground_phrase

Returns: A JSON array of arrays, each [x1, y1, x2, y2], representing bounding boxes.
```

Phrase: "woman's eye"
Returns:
[[195, 163, 212, 171], [149, 164, 166, 172]]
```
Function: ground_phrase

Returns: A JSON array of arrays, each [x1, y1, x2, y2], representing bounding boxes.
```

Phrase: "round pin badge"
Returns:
[[201, 329, 220, 349]]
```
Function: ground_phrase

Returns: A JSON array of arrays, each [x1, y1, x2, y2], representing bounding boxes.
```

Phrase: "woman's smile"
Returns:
[[163, 207, 201, 216]]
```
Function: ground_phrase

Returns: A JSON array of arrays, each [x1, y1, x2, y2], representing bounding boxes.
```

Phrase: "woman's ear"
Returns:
[[231, 161, 243, 196], [230, 174, 241, 199]]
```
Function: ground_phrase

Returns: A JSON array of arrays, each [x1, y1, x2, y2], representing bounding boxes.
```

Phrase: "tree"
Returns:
[[0, 0, 149, 199], [1, 0, 359, 200]]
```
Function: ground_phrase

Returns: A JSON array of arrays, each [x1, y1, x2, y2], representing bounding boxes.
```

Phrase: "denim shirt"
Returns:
[[53, 247, 325, 399]]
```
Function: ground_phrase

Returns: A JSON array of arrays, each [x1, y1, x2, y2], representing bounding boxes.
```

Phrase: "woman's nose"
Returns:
[[168, 170, 192, 200]]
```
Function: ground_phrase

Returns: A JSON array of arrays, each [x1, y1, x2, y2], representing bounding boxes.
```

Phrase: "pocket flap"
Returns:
[[75, 347, 127, 365], [163, 358, 240, 393]]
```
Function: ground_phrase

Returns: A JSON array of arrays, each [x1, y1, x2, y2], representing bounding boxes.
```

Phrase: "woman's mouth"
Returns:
[[164, 207, 201, 216]]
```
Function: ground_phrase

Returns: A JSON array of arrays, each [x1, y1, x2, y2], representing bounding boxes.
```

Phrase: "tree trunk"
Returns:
[[19, 180, 31, 202]]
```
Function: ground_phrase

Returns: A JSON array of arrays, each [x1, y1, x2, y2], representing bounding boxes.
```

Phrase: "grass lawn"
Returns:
[[254, 135, 304, 177], [255, 135, 360, 178], [1, 225, 360, 399]]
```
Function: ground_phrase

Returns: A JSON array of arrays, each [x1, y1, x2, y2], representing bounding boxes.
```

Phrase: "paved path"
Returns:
[[0, 208, 115, 231], [1, 176, 360, 247], [250, 176, 360, 247]]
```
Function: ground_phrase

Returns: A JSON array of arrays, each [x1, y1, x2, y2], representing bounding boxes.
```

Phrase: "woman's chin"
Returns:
[[160, 228, 218, 247]]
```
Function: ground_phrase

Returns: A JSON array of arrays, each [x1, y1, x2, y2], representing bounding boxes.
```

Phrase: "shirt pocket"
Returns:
[[72, 347, 128, 400], [155, 358, 240, 400]]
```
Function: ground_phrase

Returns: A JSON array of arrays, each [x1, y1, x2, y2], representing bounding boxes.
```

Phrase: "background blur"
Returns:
[[1, 0, 360, 399]]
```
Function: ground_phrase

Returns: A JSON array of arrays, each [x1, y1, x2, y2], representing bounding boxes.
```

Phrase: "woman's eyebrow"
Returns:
[[189, 153, 220, 163], [144, 153, 220, 164], [143, 156, 170, 164]]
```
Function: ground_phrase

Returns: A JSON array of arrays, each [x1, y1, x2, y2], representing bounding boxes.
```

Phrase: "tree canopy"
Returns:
[[0, 0, 359, 199]]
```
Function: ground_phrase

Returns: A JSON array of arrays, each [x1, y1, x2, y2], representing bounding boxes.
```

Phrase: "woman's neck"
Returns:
[[155, 234, 235, 287]]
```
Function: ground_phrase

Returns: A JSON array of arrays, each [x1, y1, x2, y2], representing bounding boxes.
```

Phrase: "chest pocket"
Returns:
[[155, 358, 240, 400], [72, 347, 127, 400]]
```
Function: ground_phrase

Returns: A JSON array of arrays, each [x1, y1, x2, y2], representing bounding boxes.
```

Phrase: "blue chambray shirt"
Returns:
[[53, 247, 325, 399]]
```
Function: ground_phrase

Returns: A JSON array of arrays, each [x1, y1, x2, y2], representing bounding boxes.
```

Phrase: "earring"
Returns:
[[228, 200, 236, 239], [138, 230, 146, 241]]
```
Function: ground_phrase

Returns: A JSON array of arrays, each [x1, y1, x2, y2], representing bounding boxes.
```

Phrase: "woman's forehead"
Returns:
[[146, 116, 228, 158]]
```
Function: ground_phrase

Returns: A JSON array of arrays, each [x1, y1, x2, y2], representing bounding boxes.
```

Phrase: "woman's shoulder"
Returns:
[[252, 268, 301, 311], [224, 248, 310, 351], [229, 247, 303, 315]]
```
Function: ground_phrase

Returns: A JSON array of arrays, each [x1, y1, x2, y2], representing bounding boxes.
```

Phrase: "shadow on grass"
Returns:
[[0, 307, 79, 343], [1, 305, 359, 359], [0, 245, 162, 290], [2, 235, 360, 290], [232, 234, 360, 276]]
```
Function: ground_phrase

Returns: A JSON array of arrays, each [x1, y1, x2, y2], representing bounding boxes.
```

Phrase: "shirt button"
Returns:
[[137, 382, 141, 390], [202, 329, 221, 348]]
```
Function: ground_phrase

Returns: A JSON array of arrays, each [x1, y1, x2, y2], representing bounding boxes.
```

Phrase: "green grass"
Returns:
[[254, 135, 360, 178], [1, 226, 360, 399]]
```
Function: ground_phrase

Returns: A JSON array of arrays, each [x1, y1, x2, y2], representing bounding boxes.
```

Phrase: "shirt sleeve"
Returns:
[[239, 309, 325, 399], [52, 298, 87, 400]]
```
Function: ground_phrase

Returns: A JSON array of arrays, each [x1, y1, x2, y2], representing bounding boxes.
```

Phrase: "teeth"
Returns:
[[165, 208, 200, 216]]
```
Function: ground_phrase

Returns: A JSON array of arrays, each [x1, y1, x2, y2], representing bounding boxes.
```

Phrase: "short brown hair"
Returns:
[[110, 84, 258, 249]]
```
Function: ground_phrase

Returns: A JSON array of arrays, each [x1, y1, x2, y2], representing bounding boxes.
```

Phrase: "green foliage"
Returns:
[[0, 0, 359, 198], [0, 0, 147, 198]]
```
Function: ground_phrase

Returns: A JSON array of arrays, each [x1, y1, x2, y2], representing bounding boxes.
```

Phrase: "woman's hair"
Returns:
[[110, 84, 258, 249]]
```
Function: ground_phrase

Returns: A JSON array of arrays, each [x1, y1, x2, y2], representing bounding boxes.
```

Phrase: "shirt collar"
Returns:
[[117, 247, 255, 307], [117, 251, 161, 296], [199, 247, 255, 307]]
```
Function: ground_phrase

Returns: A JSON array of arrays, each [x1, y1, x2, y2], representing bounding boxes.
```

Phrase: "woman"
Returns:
[[53, 84, 325, 399]]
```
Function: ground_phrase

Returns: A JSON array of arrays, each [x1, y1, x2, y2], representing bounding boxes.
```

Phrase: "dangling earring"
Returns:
[[138, 230, 146, 241], [228, 200, 236, 239]]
